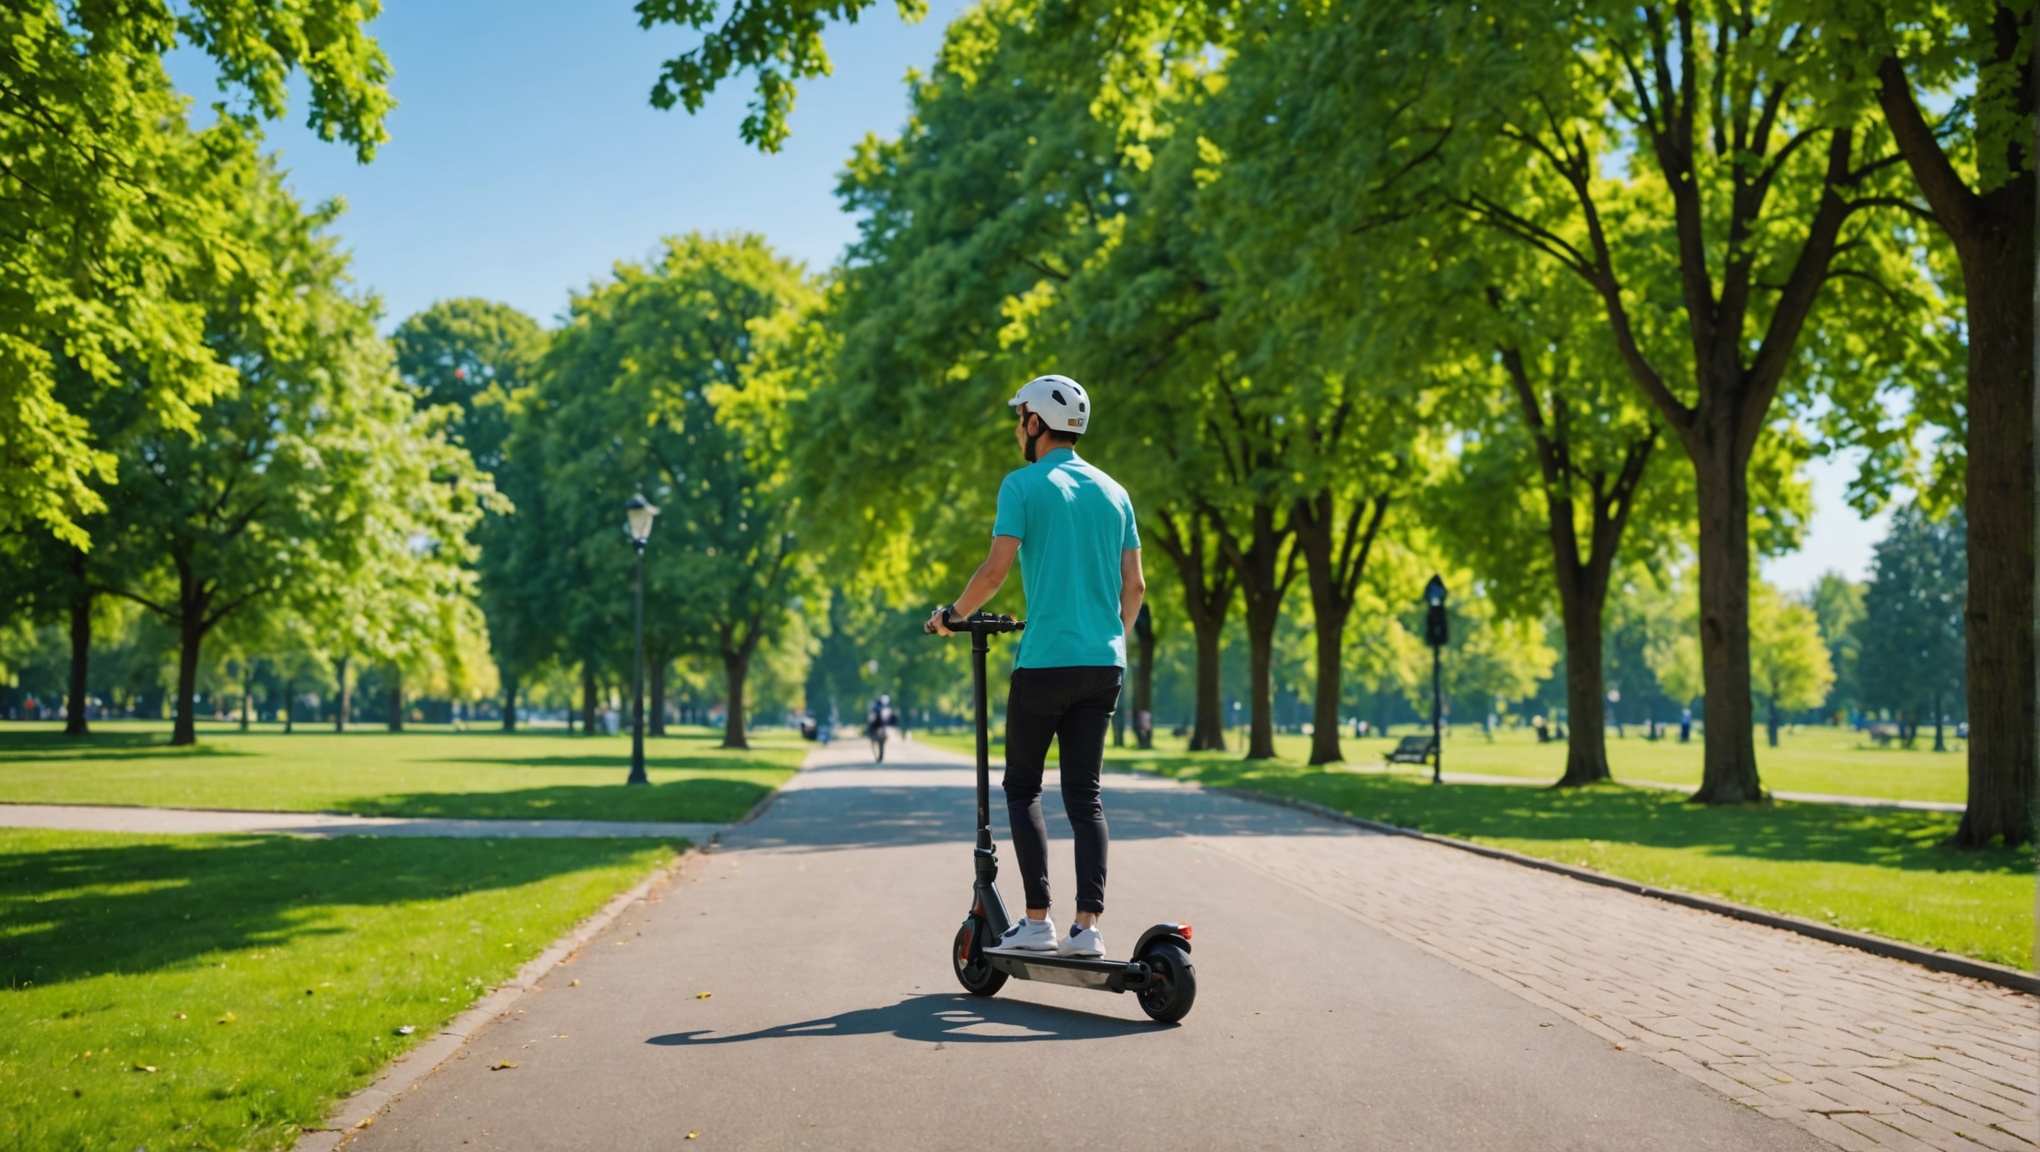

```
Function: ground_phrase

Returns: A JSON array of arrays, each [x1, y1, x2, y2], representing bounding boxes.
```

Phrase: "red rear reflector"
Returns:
[[1180, 924, 1192, 940]]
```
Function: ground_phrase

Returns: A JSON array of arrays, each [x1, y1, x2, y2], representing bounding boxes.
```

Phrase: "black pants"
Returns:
[[1003, 665, 1121, 915]]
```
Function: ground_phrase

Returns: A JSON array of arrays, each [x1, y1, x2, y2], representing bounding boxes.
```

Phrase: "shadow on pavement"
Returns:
[[645, 993, 1159, 1046]]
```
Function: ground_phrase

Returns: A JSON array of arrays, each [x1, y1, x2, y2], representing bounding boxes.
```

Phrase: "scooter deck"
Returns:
[[983, 947, 1146, 991]]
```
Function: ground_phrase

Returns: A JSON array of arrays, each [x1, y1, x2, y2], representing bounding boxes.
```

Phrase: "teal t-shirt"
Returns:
[[992, 448, 1140, 669]]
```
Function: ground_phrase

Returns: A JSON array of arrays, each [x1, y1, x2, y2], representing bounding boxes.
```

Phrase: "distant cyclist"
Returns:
[[927, 374, 1142, 960], [867, 695, 898, 762]]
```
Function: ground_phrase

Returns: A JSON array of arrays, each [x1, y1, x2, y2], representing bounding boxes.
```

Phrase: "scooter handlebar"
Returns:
[[924, 609, 1026, 635]]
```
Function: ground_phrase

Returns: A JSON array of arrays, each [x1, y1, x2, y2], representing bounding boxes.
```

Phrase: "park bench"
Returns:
[[1386, 735, 1435, 764]]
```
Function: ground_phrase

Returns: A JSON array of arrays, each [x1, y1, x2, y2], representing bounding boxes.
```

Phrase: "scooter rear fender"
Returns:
[[1131, 922, 1193, 958]]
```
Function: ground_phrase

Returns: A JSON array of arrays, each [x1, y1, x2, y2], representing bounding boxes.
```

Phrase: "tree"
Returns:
[[529, 234, 814, 750], [1810, 571, 1866, 715], [93, 158, 485, 745], [1443, 0, 1928, 803], [1, 0, 391, 547], [1859, 506, 1968, 753], [1855, 3, 2034, 846], [391, 299, 550, 729], [1751, 581, 1837, 747], [796, 0, 1248, 751]]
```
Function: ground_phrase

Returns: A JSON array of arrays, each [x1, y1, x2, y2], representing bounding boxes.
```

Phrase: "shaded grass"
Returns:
[[1109, 746, 2033, 969], [0, 828, 675, 1151], [0, 723, 803, 823]]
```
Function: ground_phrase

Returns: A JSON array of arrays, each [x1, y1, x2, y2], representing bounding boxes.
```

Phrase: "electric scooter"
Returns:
[[925, 609, 1196, 1023]]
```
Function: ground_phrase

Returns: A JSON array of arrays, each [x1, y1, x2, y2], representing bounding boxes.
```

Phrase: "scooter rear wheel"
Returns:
[[953, 921, 1008, 997], [1136, 942, 1196, 1023]]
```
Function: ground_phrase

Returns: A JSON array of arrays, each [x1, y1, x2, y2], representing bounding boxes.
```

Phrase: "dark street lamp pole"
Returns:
[[625, 495, 659, 786], [1423, 574, 1448, 785]]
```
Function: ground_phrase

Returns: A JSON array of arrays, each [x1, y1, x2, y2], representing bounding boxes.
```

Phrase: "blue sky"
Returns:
[[170, 0, 1884, 585], [173, 0, 968, 326]]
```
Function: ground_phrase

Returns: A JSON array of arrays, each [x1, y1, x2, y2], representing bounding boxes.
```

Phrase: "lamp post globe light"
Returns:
[[625, 494, 659, 786], [1422, 575, 1448, 785]]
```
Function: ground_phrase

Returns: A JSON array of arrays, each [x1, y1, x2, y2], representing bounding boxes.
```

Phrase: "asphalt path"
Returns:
[[348, 740, 1828, 1151]]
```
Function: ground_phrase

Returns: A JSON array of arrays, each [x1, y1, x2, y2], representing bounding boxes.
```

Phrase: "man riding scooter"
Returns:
[[927, 374, 1144, 960]]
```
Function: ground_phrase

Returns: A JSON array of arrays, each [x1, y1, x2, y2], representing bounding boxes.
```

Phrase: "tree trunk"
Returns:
[[1876, 50, 2035, 845], [241, 664, 254, 732], [1767, 697, 1780, 748], [1188, 615, 1226, 751], [721, 647, 751, 750], [1243, 589, 1279, 760], [1956, 203, 2036, 844], [64, 554, 90, 737], [283, 677, 295, 734], [501, 672, 518, 732], [1492, 342, 1654, 788], [1133, 606, 1155, 750], [1292, 491, 1390, 767], [334, 655, 351, 733], [581, 663, 598, 735], [1224, 502, 1293, 761], [387, 670, 403, 732], [171, 573, 209, 747], [649, 656, 667, 737], [1149, 510, 1233, 751], [1690, 441, 1763, 802], [1557, 588, 1612, 785], [1933, 691, 1946, 753]]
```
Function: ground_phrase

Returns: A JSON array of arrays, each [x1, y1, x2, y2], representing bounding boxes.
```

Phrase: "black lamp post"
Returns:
[[624, 494, 659, 786], [1423, 574, 1448, 785]]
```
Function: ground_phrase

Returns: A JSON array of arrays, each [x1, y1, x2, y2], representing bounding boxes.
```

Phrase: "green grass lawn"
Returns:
[[0, 721, 805, 823], [1107, 746, 2033, 970], [923, 724, 1968, 803], [0, 828, 676, 1151], [1368, 725, 1971, 804]]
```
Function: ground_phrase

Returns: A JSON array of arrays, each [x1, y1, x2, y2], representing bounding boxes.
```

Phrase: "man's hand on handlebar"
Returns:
[[925, 605, 958, 636]]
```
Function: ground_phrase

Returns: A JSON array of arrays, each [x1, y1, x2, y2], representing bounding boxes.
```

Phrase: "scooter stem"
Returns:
[[972, 626, 993, 854]]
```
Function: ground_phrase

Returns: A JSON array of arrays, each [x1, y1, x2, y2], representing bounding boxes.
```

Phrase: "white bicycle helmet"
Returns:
[[1008, 374, 1091, 434]]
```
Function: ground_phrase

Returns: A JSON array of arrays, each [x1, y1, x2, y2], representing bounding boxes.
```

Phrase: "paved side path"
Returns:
[[332, 739, 2036, 1152], [0, 802, 721, 841], [1209, 826, 2036, 1151]]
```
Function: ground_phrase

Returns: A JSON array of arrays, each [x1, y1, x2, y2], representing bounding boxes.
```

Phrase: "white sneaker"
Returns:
[[1058, 924, 1105, 958], [996, 917, 1057, 952]]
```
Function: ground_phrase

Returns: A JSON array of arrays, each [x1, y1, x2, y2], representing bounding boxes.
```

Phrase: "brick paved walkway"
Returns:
[[1208, 828, 2037, 1151]]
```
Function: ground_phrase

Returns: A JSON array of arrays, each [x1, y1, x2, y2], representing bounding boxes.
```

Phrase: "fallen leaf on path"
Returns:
[[355, 1117, 375, 1129], [696, 992, 711, 999], [686, 1134, 698, 1140], [569, 979, 581, 987], [490, 1060, 518, 1071]]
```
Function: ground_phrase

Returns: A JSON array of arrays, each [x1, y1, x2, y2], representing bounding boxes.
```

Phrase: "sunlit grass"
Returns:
[[0, 722, 803, 823], [924, 724, 1970, 804]]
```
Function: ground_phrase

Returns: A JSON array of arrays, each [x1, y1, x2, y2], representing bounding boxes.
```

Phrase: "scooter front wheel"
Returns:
[[1136, 942, 1196, 1023], [953, 921, 1008, 997]]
